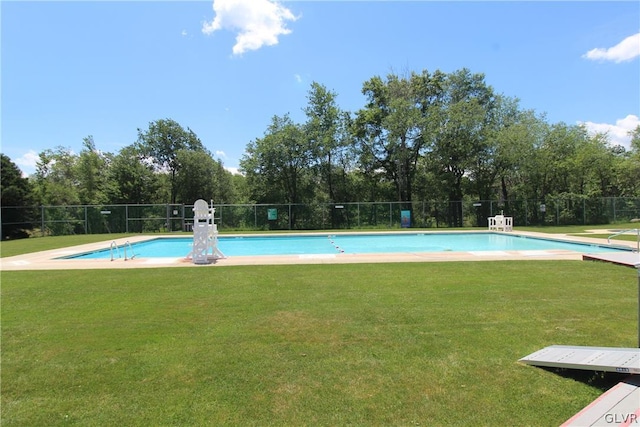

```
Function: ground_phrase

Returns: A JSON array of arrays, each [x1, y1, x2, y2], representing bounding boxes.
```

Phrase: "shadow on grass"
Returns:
[[540, 367, 633, 392]]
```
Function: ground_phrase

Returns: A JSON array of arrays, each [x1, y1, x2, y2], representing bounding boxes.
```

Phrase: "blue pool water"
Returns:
[[66, 233, 630, 259]]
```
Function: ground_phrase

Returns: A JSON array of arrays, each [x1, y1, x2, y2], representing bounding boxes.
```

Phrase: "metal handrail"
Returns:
[[109, 241, 121, 261], [608, 228, 640, 252], [123, 241, 136, 261]]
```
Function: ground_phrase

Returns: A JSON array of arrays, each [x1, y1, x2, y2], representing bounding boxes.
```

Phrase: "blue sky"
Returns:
[[2, 1, 639, 176]]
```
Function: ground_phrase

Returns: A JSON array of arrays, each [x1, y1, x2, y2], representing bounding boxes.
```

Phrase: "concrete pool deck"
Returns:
[[1, 230, 638, 271]]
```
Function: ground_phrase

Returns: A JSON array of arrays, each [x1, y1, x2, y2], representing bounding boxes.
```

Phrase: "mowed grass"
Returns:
[[2, 261, 638, 426]]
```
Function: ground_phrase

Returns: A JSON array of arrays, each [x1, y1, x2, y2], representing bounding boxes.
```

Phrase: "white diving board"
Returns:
[[519, 345, 640, 374]]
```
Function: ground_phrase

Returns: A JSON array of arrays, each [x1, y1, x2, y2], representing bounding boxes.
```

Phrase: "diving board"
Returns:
[[519, 345, 640, 374], [583, 252, 640, 268]]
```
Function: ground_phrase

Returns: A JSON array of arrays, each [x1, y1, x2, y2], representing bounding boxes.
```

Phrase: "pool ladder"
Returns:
[[109, 240, 136, 261], [607, 229, 640, 253]]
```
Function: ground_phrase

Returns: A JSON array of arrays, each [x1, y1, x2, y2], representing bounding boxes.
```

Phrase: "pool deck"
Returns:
[[1, 230, 638, 271]]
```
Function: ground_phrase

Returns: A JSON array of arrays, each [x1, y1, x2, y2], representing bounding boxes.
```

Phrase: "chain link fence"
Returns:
[[2, 197, 640, 238]]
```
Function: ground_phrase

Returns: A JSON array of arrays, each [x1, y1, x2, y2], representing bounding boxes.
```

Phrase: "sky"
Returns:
[[2, 1, 639, 177]]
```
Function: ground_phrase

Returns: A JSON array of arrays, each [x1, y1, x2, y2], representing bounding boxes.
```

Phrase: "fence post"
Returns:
[[84, 206, 88, 234], [41, 206, 45, 237]]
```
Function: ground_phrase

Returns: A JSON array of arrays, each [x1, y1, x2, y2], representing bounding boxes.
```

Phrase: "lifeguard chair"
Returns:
[[189, 199, 225, 264], [488, 214, 513, 232]]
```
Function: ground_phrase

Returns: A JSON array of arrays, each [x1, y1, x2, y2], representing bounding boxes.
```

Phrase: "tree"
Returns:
[[76, 136, 111, 205], [303, 82, 352, 203], [466, 95, 520, 204], [353, 70, 444, 205], [107, 145, 161, 204], [491, 109, 546, 203], [210, 159, 237, 204], [136, 118, 205, 203], [572, 131, 620, 197], [1, 154, 35, 239], [230, 172, 251, 204], [174, 149, 218, 204], [32, 147, 83, 235], [614, 125, 640, 197], [630, 125, 640, 153], [428, 69, 497, 226], [34, 146, 80, 206], [240, 114, 313, 226], [536, 123, 587, 197]]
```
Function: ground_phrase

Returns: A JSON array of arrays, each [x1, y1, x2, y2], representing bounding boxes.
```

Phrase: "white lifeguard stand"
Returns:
[[189, 199, 225, 264], [488, 214, 513, 232]]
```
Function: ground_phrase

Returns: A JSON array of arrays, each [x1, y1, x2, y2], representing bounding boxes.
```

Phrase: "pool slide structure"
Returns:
[[187, 199, 225, 265]]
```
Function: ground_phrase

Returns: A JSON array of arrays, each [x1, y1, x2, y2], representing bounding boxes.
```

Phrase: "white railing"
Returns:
[[488, 215, 513, 232], [608, 229, 640, 252], [123, 240, 136, 260], [109, 241, 121, 261], [110, 240, 136, 261]]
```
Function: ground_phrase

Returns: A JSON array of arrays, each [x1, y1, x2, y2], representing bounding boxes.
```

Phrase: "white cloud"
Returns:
[[181, 29, 188, 37], [215, 150, 227, 158], [14, 150, 39, 177], [202, 0, 298, 56], [580, 114, 640, 150], [294, 73, 302, 84], [225, 166, 242, 175], [582, 32, 640, 63]]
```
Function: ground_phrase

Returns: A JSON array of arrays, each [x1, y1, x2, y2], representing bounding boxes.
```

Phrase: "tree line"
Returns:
[[2, 68, 640, 237]]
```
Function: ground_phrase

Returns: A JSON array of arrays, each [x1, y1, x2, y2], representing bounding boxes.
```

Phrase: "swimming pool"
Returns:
[[66, 232, 630, 259]]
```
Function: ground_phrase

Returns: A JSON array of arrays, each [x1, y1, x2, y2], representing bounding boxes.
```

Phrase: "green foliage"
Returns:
[[34, 146, 81, 206], [303, 82, 354, 206], [616, 126, 640, 197], [241, 114, 314, 210], [429, 69, 498, 226], [354, 70, 440, 203], [1, 154, 33, 207], [0, 154, 35, 239], [136, 118, 206, 203], [76, 136, 111, 205], [107, 145, 161, 204], [3, 70, 639, 233], [174, 149, 218, 204]]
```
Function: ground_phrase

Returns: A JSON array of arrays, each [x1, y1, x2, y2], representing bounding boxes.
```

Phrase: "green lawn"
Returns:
[[2, 260, 638, 426]]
